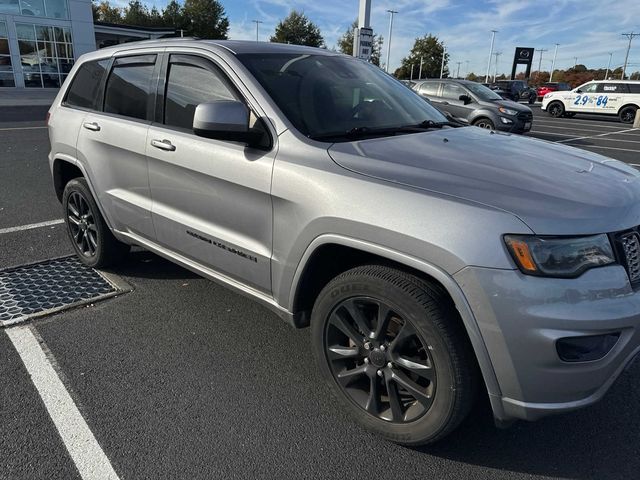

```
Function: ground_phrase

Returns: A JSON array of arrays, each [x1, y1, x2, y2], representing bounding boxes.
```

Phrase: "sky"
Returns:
[[116, 0, 640, 76]]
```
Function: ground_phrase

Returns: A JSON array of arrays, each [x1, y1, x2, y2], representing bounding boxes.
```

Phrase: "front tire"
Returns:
[[311, 266, 477, 446], [472, 118, 495, 130], [547, 101, 565, 118], [62, 178, 130, 268]]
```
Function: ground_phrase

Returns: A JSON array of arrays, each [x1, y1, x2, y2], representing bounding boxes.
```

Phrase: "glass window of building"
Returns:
[[0, 0, 69, 19], [0, 19, 14, 87], [17, 22, 73, 88]]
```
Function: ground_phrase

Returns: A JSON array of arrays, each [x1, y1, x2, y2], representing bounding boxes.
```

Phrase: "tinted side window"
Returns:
[[104, 54, 156, 121], [598, 83, 629, 93], [65, 59, 109, 110], [628, 84, 640, 94], [418, 82, 439, 96], [441, 83, 466, 100], [164, 55, 237, 130]]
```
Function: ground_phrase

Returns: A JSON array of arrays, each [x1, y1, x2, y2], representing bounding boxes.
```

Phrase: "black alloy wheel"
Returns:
[[67, 191, 98, 258], [547, 101, 565, 118], [324, 296, 436, 423], [62, 177, 130, 268], [311, 266, 477, 446], [619, 106, 637, 124]]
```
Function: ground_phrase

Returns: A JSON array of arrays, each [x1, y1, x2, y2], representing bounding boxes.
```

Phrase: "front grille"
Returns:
[[620, 232, 640, 283], [517, 112, 533, 121]]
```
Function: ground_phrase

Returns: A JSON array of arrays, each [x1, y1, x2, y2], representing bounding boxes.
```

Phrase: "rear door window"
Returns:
[[628, 83, 640, 94], [597, 83, 629, 93], [104, 54, 157, 121], [65, 59, 110, 110], [418, 82, 439, 96]]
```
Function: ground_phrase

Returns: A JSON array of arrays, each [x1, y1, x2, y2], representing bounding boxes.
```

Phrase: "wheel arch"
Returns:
[[288, 235, 504, 411], [51, 156, 115, 230]]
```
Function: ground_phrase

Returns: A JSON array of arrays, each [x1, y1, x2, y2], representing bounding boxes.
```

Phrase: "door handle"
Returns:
[[151, 139, 176, 152], [83, 122, 100, 132]]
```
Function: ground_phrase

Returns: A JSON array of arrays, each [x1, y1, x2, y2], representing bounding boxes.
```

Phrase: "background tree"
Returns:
[[337, 20, 383, 66], [270, 10, 324, 47], [162, 0, 184, 29], [93, 1, 123, 23], [394, 34, 447, 79], [123, 0, 150, 26], [182, 0, 229, 38], [466, 72, 478, 82]]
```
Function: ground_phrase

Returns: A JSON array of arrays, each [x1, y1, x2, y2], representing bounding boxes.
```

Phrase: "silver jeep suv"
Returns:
[[48, 40, 640, 445]]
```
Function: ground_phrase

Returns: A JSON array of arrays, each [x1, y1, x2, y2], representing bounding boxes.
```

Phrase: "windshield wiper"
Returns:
[[309, 120, 454, 141]]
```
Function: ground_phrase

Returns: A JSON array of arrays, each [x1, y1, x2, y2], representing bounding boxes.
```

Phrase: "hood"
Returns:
[[328, 127, 640, 235], [493, 99, 531, 112]]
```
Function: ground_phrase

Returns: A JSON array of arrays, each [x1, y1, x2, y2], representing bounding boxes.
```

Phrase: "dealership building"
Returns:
[[0, 0, 174, 88]]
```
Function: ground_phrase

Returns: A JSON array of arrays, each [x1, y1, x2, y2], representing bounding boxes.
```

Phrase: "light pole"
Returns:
[[493, 51, 501, 82], [456, 61, 462, 78], [465, 60, 469, 78], [549, 43, 559, 82], [621, 32, 639, 80], [418, 57, 424, 79], [410, 63, 414, 80], [252, 20, 263, 42], [485, 30, 497, 83], [440, 46, 446, 79], [573, 57, 578, 69], [535, 48, 548, 82], [385, 10, 398, 73], [605, 52, 613, 79]]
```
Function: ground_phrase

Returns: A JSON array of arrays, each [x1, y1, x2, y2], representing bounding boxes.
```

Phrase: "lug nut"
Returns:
[[377, 370, 383, 377], [387, 362, 393, 368], [364, 358, 369, 364], [364, 342, 371, 350], [380, 345, 386, 352]]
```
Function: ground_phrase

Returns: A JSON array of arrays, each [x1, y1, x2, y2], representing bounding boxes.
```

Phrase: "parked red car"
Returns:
[[536, 82, 571, 100]]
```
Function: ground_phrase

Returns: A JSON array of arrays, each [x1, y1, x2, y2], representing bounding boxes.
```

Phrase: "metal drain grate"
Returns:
[[0, 256, 129, 327]]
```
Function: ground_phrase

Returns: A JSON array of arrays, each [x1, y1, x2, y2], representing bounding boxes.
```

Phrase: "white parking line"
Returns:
[[6, 326, 121, 480], [0, 126, 47, 131], [528, 130, 580, 137], [533, 119, 625, 129], [556, 128, 639, 144], [0, 219, 64, 235], [561, 144, 640, 153]]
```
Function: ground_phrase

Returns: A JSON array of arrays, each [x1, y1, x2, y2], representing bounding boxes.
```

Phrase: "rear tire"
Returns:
[[472, 118, 495, 130], [547, 101, 565, 118], [62, 178, 130, 268], [619, 105, 637, 124], [311, 265, 477, 446]]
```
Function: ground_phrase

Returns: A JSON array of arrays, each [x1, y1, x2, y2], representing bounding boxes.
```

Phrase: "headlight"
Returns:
[[498, 107, 518, 115], [504, 234, 615, 278]]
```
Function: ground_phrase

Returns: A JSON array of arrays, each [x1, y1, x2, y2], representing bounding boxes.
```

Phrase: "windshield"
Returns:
[[238, 53, 448, 140], [464, 82, 503, 101]]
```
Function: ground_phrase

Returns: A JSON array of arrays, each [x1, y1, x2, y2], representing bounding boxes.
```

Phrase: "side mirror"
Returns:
[[459, 94, 472, 105], [193, 101, 261, 146], [575, 89, 582, 94]]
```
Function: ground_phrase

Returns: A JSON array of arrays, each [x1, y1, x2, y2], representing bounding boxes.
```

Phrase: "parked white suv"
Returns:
[[542, 80, 640, 123]]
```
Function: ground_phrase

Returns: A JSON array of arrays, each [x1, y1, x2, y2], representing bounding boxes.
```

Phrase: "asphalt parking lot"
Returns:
[[1, 105, 640, 480]]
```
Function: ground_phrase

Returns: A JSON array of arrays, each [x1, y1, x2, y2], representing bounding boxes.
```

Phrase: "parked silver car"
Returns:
[[48, 40, 640, 445]]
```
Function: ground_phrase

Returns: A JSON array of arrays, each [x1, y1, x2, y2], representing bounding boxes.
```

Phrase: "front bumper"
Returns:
[[496, 114, 533, 134], [454, 265, 640, 422]]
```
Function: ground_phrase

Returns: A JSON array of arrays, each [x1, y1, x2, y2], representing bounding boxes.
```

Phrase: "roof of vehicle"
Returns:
[[91, 38, 341, 57], [416, 78, 476, 85], [584, 79, 640, 83]]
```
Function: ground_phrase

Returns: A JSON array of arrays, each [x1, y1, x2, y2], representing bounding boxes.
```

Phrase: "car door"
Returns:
[[568, 82, 598, 113], [595, 82, 629, 115], [146, 52, 275, 294], [439, 83, 474, 122], [75, 52, 159, 240]]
